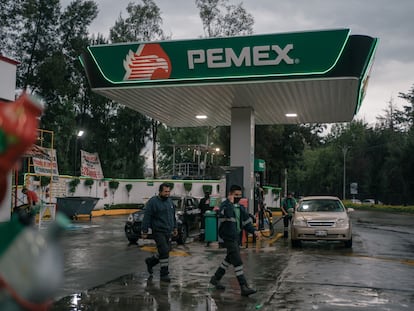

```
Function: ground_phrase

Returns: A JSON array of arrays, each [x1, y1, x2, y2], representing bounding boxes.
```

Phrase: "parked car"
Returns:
[[362, 199, 383, 205], [124, 195, 200, 245], [291, 196, 353, 248]]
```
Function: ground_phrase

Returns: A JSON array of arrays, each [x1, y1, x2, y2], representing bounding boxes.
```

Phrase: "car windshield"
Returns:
[[297, 199, 345, 212]]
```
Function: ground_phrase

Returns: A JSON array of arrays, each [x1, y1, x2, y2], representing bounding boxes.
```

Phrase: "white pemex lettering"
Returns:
[[188, 50, 205, 69], [253, 45, 273, 66], [272, 44, 294, 64], [226, 47, 251, 67], [187, 44, 294, 69], [207, 48, 225, 68]]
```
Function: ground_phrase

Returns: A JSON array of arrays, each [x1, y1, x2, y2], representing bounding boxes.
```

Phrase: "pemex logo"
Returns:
[[123, 43, 171, 80]]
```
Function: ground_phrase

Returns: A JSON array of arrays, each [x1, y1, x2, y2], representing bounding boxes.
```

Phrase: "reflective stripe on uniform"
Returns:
[[234, 265, 244, 276], [221, 217, 236, 222], [242, 217, 252, 226], [220, 260, 230, 270], [159, 258, 169, 268]]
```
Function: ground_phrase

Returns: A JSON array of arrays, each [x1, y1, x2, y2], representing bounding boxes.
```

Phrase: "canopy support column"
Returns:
[[230, 107, 255, 212]]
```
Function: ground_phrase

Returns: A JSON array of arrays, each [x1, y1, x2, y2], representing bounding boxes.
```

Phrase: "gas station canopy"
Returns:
[[81, 28, 378, 127]]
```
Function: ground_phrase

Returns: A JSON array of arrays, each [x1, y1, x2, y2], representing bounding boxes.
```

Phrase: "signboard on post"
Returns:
[[85, 29, 351, 85], [350, 182, 358, 195], [32, 148, 59, 180], [80, 150, 104, 179]]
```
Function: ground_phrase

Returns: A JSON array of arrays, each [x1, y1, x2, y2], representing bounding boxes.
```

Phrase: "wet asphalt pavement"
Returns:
[[50, 210, 414, 310]]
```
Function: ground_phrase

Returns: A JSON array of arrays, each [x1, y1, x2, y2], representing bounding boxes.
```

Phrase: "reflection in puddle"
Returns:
[[51, 273, 262, 311], [325, 288, 389, 307]]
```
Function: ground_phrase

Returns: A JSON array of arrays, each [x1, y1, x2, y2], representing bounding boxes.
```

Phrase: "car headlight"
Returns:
[[127, 214, 134, 222], [293, 218, 307, 227], [336, 218, 349, 228]]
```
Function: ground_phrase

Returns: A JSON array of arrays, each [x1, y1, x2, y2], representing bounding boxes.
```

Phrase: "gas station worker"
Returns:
[[22, 186, 38, 207]]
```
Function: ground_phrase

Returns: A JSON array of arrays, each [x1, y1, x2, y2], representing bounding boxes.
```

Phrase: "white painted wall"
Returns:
[[21, 175, 226, 209], [18, 175, 281, 210]]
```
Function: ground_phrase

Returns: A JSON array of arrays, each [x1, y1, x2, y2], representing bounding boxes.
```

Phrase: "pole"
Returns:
[[73, 137, 77, 176], [172, 144, 176, 177], [197, 147, 201, 176], [342, 146, 348, 200]]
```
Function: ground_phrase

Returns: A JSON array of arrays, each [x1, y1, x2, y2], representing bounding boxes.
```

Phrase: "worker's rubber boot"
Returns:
[[209, 275, 225, 290], [240, 284, 257, 296], [283, 228, 289, 239], [237, 275, 257, 296], [145, 256, 159, 275], [160, 266, 171, 283]]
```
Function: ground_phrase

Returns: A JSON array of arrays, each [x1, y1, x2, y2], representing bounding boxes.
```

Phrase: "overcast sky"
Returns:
[[75, 0, 414, 125]]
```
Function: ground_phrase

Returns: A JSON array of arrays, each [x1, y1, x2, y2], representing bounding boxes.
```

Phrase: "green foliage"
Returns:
[[107, 0, 165, 178], [156, 1, 255, 176], [69, 178, 80, 194], [184, 182, 192, 192], [84, 178, 94, 187], [195, 0, 254, 37], [4, 0, 414, 206], [126, 184, 133, 193], [342, 201, 414, 214], [202, 184, 213, 194], [110, 0, 165, 43], [108, 180, 120, 191], [40, 176, 51, 188]]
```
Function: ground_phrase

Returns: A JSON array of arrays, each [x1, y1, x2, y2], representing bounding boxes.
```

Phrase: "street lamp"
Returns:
[[342, 146, 349, 200], [73, 130, 85, 176]]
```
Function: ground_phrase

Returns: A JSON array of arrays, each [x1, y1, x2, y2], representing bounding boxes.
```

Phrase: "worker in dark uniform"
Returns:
[[142, 183, 178, 282], [281, 192, 296, 239], [209, 184, 260, 296]]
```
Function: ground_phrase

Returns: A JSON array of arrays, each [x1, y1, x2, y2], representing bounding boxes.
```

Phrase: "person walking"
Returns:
[[281, 192, 296, 239], [209, 184, 260, 296], [22, 186, 38, 208], [141, 183, 178, 282]]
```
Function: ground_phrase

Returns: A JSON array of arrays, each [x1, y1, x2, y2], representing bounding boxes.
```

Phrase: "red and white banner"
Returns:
[[80, 150, 104, 179], [32, 148, 59, 176]]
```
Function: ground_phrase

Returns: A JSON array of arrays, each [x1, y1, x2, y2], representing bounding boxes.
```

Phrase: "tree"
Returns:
[[109, 0, 167, 178], [11, 0, 61, 90], [110, 0, 165, 43], [397, 85, 414, 129], [37, 0, 99, 175], [156, 1, 254, 177], [2, 0, 99, 175], [195, 0, 254, 37], [0, 0, 20, 56]]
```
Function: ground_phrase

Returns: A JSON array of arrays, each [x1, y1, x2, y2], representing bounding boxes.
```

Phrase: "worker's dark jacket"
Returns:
[[218, 199, 256, 241], [142, 196, 177, 234]]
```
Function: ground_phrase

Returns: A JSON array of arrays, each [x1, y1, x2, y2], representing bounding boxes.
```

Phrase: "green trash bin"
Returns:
[[204, 210, 217, 242]]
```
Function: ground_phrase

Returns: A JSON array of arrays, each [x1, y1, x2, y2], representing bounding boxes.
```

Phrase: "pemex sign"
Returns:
[[84, 29, 351, 85]]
